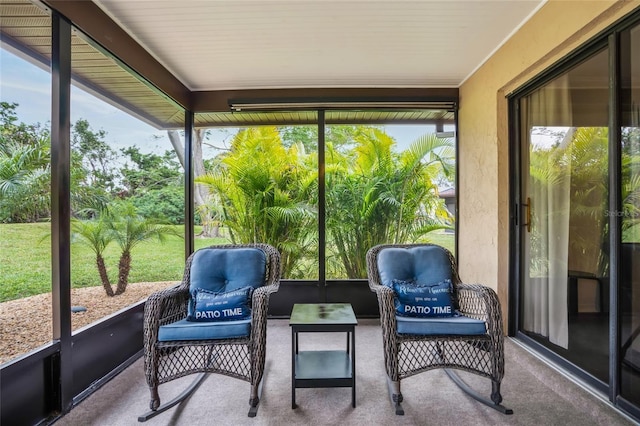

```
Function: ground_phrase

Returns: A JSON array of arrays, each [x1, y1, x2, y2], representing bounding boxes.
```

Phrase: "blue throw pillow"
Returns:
[[187, 286, 253, 322], [392, 279, 454, 318]]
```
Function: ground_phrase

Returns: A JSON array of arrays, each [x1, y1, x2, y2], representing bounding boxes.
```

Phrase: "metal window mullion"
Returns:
[[508, 97, 522, 338], [318, 110, 326, 299], [185, 111, 194, 258], [607, 31, 622, 405], [453, 108, 459, 260], [50, 11, 73, 413]]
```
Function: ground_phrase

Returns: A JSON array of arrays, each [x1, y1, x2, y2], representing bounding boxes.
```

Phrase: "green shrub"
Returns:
[[132, 186, 185, 224]]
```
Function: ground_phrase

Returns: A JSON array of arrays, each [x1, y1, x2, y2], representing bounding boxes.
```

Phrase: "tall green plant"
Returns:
[[196, 127, 317, 277], [0, 102, 51, 222], [394, 132, 456, 242], [0, 102, 108, 222], [326, 129, 454, 278]]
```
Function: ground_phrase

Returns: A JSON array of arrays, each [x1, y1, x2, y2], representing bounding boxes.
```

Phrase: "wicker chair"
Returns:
[[366, 243, 512, 415], [139, 244, 280, 421]]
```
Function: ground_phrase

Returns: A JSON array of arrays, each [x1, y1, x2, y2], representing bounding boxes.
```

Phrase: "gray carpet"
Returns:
[[55, 319, 636, 426]]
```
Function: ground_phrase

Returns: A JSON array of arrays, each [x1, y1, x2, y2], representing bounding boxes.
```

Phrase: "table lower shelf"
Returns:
[[294, 350, 353, 387]]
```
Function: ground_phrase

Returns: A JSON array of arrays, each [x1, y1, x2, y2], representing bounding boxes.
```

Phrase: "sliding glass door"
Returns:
[[514, 15, 640, 416], [519, 47, 610, 384]]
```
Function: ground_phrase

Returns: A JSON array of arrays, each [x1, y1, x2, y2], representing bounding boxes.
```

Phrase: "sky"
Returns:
[[0, 48, 170, 154], [1, 47, 452, 156]]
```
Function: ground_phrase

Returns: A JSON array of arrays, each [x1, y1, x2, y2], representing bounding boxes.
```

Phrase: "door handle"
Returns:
[[522, 197, 531, 233]]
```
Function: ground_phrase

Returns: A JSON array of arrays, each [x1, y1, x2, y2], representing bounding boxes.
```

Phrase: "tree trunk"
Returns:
[[167, 130, 185, 168], [96, 254, 114, 297], [193, 129, 217, 237], [115, 250, 131, 295], [168, 129, 217, 237]]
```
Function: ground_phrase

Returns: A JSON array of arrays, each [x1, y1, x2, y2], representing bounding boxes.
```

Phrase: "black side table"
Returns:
[[289, 303, 358, 409]]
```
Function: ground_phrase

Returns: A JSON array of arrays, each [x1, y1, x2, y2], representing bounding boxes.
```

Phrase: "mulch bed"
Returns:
[[0, 281, 177, 364]]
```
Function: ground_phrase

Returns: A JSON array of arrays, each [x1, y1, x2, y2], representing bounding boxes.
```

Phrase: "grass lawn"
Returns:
[[1, 223, 53, 302], [0, 223, 224, 302], [422, 231, 456, 253], [1, 223, 456, 302]]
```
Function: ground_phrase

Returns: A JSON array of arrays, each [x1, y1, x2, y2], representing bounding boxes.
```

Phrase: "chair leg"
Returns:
[[491, 380, 503, 405], [444, 369, 513, 415], [248, 396, 259, 418], [149, 386, 160, 411], [386, 376, 404, 415], [138, 373, 209, 422], [392, 393, 404, 416], [248, 378, 263, 418]]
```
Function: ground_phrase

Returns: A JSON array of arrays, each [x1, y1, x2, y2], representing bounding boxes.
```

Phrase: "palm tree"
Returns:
[[326, 129, 454, 278], [196, 127, 317, 278], [198, 126, 453, 279], [0, 134, 51, 222], [393, 132, 456, 242], [72, 219, 114, 296], [72, 202, 182, 296], [105, 203, 182, 295], [0, 104, 108, 223]]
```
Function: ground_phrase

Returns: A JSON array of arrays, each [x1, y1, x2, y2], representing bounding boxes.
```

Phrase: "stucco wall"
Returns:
[[457, 1, 640, 319]]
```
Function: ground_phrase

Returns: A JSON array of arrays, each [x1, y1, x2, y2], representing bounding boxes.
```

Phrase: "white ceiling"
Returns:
[[94, 0, 546, 92]]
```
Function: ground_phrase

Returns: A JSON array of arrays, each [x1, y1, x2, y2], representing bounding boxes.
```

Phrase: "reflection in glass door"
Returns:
[[519, 48, 610, 383]]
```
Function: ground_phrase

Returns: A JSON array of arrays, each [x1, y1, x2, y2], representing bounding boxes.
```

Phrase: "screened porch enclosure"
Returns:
[[2, 0, 640, 424], [0, 2, 459, 423]]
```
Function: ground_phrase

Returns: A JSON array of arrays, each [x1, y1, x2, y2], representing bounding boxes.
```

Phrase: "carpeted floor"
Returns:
[[54, 319, 637, 426]]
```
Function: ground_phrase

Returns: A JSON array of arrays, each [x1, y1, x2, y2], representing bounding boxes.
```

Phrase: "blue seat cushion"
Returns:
[[377, 246, 453, 288], [396, 314, 486, 336], [187, 247, 266, 319], [158, 318, 251, 342]]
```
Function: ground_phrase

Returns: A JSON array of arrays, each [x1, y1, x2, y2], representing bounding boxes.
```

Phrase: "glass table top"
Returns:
[[289, 303, 357, 325]]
